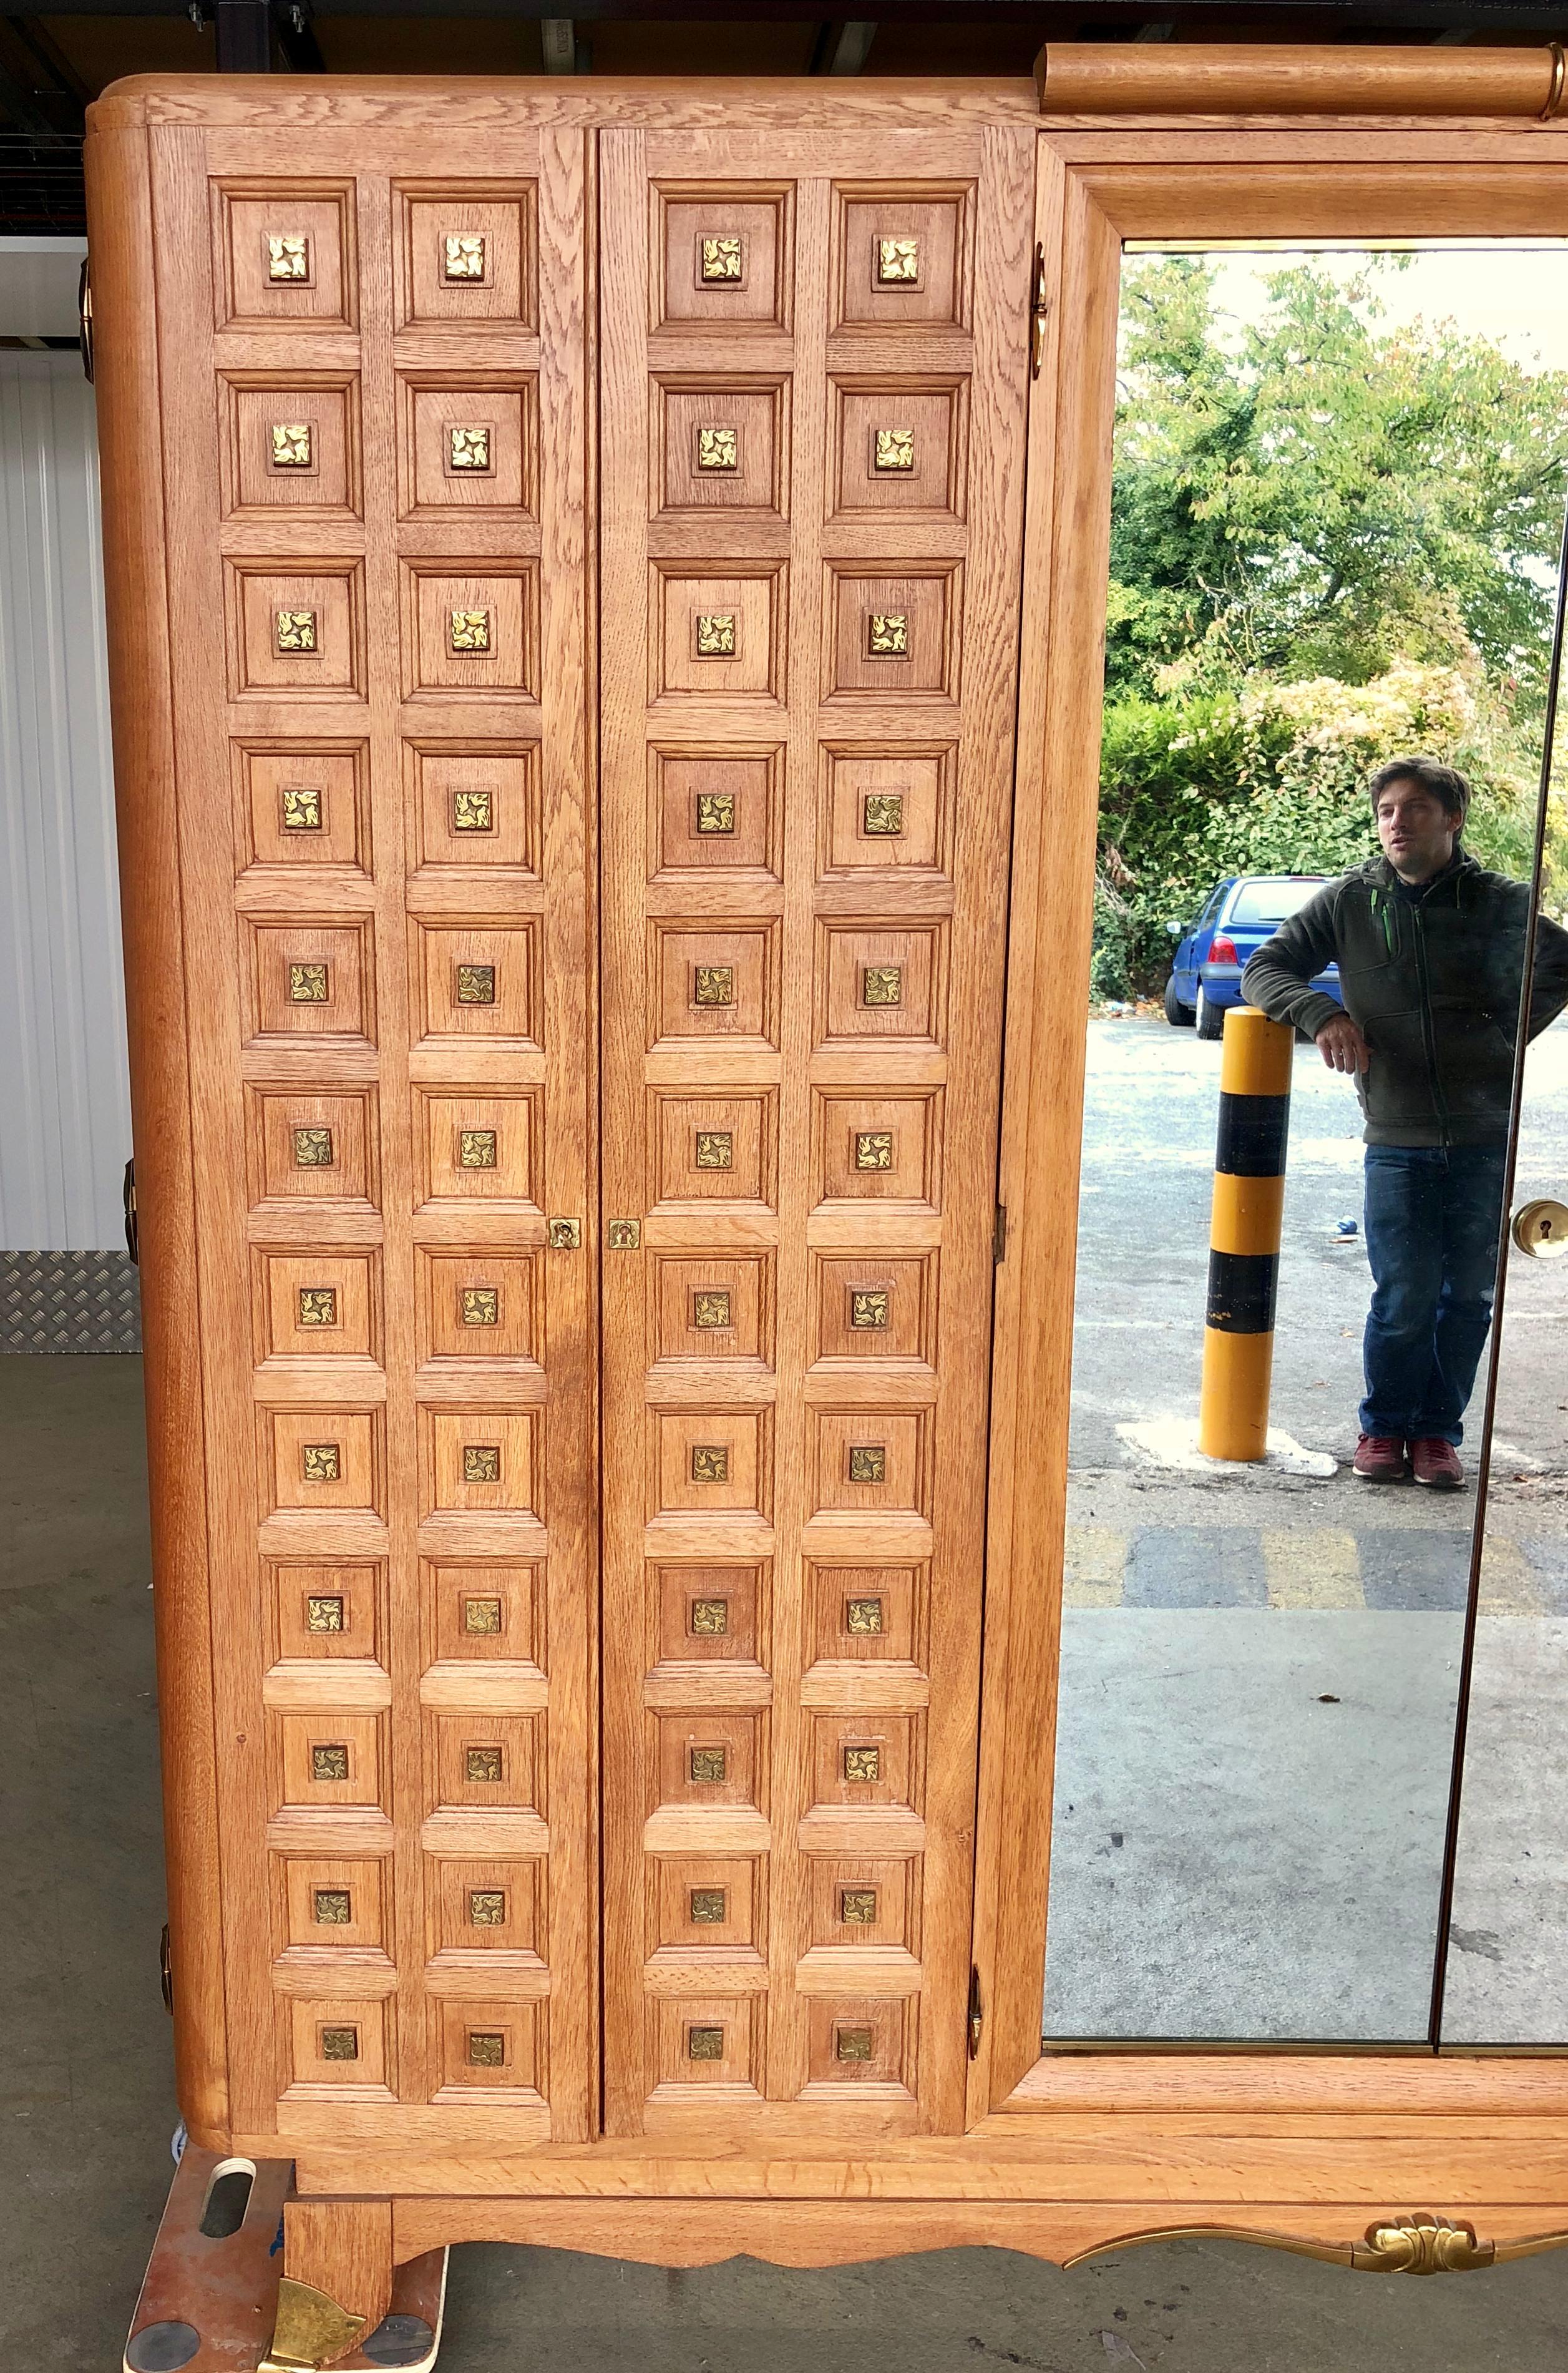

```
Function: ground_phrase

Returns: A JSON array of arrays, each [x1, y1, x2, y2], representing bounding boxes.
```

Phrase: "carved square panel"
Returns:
[[276, 1711, 384, 1811], [427, 1712, 538, 1812], [650, 746, 781, 879], [430, 1858, 540, 1959], [399, 377, 537, 516], [419, 1251, 539, 1364], [651, 1857, 760, 1954], [243, 921, 373, 1047], [238, 741, 369, 873], [812, 1255, 934, 1366], [216, 184, 355, 329], [424, 1412, 537, 1519], [811, 1714, 914, 1812], [652, 1995, 761, 2094], [653, 1411, 769, 1521], [653, 1564, 764, 1667], [226, 563, 365, 700], [829, 379, 966, 520], [651, 1255, 771, 1368], [649, 1091, 776, 1215], [807, 1565, 921, 1666], [427, 1995, 540, 2098], [249, 1089, 377, 1211], [817, 745, 951, 881], [655, 184, 792, 330], [819, 924, 944, 1051], [655, 379, 787, 517], [650, 924, 777, 1050], [834, 188, 970, 330], [222, 376, 359, 520], [808, 1859, 910, 1952], [415, 1090, 538, 1213], [812, 1091, 942, 1214], [280, 1856, 387, 1953], [397, 187, 537, 328], [406, 742, 539, 875], [657, 1711, 760, 1811], [413, 922, 539, 1049], [258, 1251, 377, 1364], [804, 1997, 909, 2091], [265, 1409, 382, 1518], [812, 1411, 928, 1519], [285, 1997, 391, 2095], [401, 563, 537, 698], [654, 567, 784, 702], [271, 1560, 384, 1665], [426, 1560, 538, 1666], [825, 567, 957, 700]]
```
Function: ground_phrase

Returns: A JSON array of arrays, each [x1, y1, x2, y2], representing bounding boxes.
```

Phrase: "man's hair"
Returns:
[[1368, 755, 1471, 826]]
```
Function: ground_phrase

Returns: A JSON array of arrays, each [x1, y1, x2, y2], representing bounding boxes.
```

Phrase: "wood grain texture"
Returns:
[[1038, 42, 1564, 119], [285, 2195, 395, 2334]]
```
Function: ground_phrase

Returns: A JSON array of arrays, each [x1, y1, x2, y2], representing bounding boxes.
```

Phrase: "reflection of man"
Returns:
[[1242, 758, 1568, 1489]]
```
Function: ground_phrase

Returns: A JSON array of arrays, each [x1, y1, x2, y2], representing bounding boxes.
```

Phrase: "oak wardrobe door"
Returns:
[[130, 122, 595, 2144], [597, 123, 1034, 2132]]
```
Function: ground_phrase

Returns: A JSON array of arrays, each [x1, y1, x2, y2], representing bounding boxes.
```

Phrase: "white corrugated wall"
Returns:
[[0, 349, 130, 1250]]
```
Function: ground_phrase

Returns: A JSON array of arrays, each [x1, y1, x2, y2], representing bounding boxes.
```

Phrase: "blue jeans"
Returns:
[[1360, 1144, 1507, 1446]]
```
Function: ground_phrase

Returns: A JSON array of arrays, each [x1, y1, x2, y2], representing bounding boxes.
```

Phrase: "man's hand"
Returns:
[[1315, 1013, 1372, 1075]]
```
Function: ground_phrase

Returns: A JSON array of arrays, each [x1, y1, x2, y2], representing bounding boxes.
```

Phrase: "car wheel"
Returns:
[[1196, 986, 1225, 1040], [1164, 975, 1195, 1027]]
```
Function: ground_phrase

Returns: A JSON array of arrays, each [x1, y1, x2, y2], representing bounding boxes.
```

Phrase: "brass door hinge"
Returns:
[[993, 1204, 1007, 1264], [1029, 242, 1049, 379], [967, 1967, 983, 2058]]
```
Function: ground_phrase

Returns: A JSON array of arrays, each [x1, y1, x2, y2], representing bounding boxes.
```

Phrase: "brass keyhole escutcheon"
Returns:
[[1512, 1197, 1568, 1258]]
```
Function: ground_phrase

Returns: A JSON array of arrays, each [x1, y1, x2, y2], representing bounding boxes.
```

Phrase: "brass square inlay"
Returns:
[[846, 1596, 884, 1634], [467, 2030, 505, 2067], [270, 421, 313, 469], [840, 1887, 878, 1926], [449, 426, 491, 471], [688, 2023, 726, 2060], [290, 961, 329, 1003], [689, 1887, 728, 1925], [465, 1746, 504, 1783], [862, 966, 903, 1007], [319, 2024, 359, 2061], [848, 1444, 886, 1484], [694, 1130, 733, 1168], [469, 1888, 507, 1926], [455, 962, 495, 1004], [267, 233, 310, 283], [690, 1444, 730, 1485], [301, 1442, 341, 1482], [275, 609, 317, 653], [463, 1444, 501, 1484], [297, 1286, 338, 1328], [876, 237, 920, 285], [463, 1596, 503, 1635], [453, 788, 494, 833], [835, 2023, 875, 2062], [548, 1218, 581, 1250], [844, 1744, 881, 1783], [855, 1131, 894, 1171], [874, 427, 915, 472], [697, 426, 738, 472], [850, 1289, 890, 1329], [461, 1286, 500, 1328], [867, 613, 908, 658], [293, 1125, 334, 1167], [692, 1289, 732, 1331], [689, 1745, 728, 1783], [695, 613, 736, 658], [314, 1887, 351, 1925], [443, 233, 486, 282], [281, 785, 323, 831], [695, 792, 735, 836], [311, 1743, 349, 1781], [862, 793, 905, 837], [450, 608, 491, 653], [306, 1594, 344, 1632], [690, 1598, 729, 1635], [693, 965, 734, 1007], [699, 235, 743, 283], [459, 1128, 497, 1168]]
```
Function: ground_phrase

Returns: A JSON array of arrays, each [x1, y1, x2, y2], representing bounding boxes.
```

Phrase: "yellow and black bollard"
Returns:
[[1198, 1005, 1295, 1462]]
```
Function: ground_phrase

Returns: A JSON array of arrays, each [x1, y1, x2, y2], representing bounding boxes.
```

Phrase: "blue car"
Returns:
[[1165, 874, 1343, 1040]]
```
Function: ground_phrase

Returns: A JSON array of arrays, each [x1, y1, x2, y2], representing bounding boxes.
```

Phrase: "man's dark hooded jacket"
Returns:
[[1240, 849, 1568, 1147]]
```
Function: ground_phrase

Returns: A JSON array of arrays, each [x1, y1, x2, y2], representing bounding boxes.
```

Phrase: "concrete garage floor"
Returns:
[[6, 1356, 1568, 2371]]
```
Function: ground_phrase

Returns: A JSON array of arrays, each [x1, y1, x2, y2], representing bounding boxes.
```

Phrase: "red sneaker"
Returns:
[[1411, 1437, 1465, 1490], [1353, 1434, 1408, 1482]]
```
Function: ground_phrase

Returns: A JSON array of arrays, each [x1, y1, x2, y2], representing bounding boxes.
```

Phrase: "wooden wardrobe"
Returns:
[[87, 51, 1568, 2363]]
